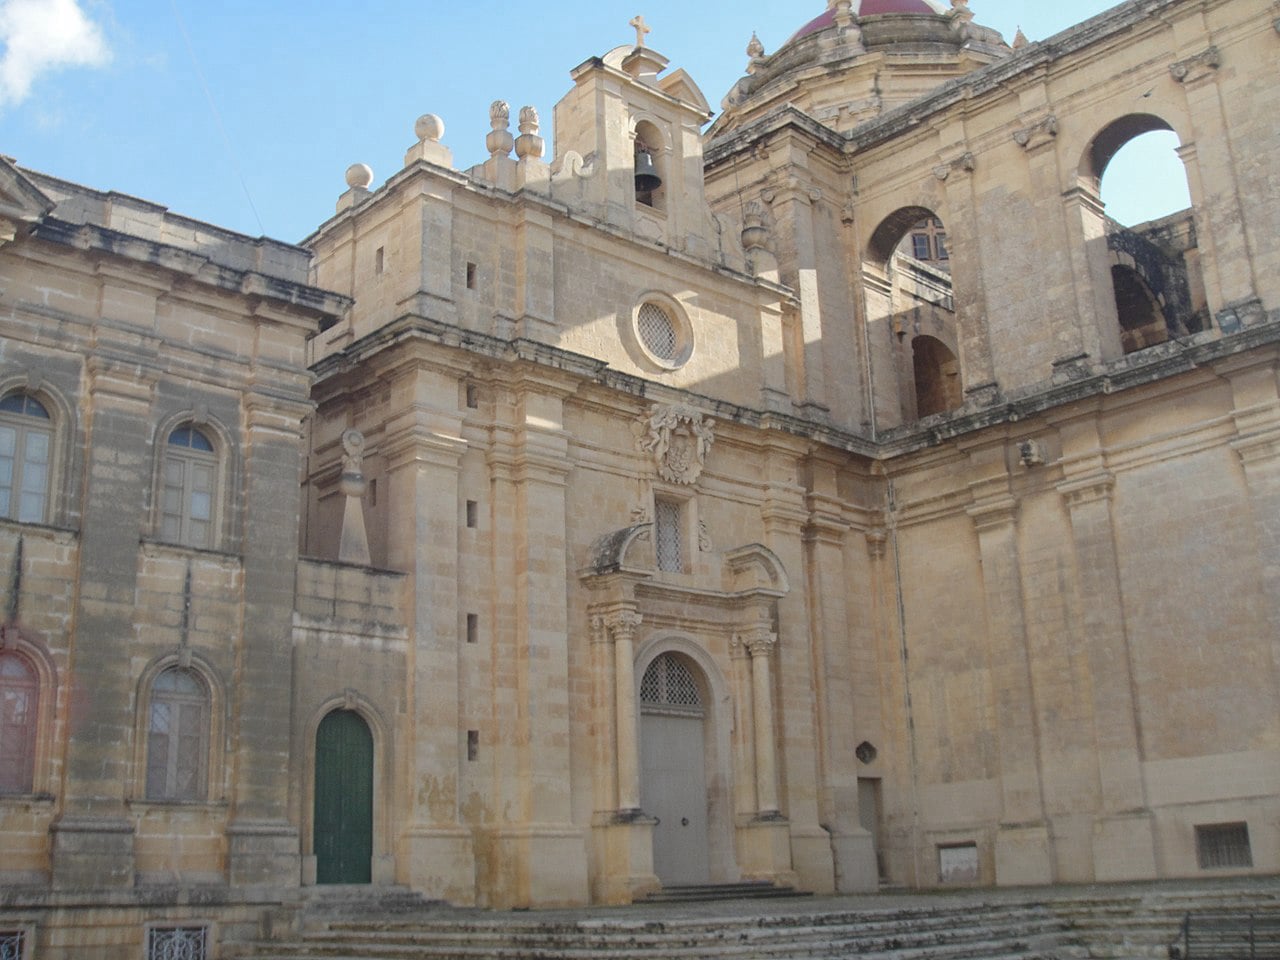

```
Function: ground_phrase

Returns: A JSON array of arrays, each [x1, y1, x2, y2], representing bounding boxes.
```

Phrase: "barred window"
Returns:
[[640, 654, 702, 713], [146, 668, 209, 802], [1196, 822, 1252, 870], [0, 928, 25, 960], [0, 392, 52, 524], [146, 925, 208, 960], [637, 303, 677, 361], [161, 425, 217, 549], [654, 498, 683, 573], [0, 651, 38, 794]]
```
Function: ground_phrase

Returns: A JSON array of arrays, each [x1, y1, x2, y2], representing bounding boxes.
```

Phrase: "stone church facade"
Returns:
[[1, 0, 1278, 954]]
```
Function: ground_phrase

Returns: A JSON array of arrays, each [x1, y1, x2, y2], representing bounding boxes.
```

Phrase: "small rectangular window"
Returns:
[[369, 478, 377, 507], [466, 262, 477, 289], [147, 926, 208, 960], [465, 384, 479, 409], [467, 730, 479, 761], [655, 498, 683, 573], [1196, 822, 1252, 869], [912, 234, 931, 260], [374, 246, 385, 274], [935, 233, 949, 260], [466, 613, 479, 645], [465, 500, 478, 528]]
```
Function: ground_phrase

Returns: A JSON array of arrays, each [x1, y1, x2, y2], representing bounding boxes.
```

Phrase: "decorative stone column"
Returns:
[[337, 428, 372, 566], [605, 609, 644, 813], [743, 626, 780, 816]]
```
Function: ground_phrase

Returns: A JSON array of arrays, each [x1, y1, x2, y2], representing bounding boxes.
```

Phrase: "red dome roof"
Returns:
[[788, 0, 949, 44]]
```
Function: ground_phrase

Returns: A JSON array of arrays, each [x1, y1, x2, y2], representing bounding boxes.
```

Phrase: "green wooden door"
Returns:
[[314, 710, 374, 884]]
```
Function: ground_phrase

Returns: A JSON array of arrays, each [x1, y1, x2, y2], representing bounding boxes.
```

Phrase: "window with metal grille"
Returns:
[[146, 925, 208, 960], [654, 498, 683, 572], [911, 234, 931, 260], [0, 928, 25, 960], [637, 303, 677, 361], [0, 392, 52, 524], [1196, 822, 1252, 869], [0, 651, 38, 794], [640, 654, 702, 715], [146, 668, 209, 802], [161, 425, 217, 549]]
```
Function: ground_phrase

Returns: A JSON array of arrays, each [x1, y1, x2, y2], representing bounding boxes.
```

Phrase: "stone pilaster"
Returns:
[[53, 356, 149, 890], [227, 393, 312, 886], [1168, 29, 1258, 321], [758, 440, 835, 892], [764, 175, 830, 417], [487, 377, 588, 907], [803, 484, 878, 892], [967, 466, 1052, 885], [605, 609, 643, 813], [1227, 360, 1280, 693], [383, 362, 474, 903]]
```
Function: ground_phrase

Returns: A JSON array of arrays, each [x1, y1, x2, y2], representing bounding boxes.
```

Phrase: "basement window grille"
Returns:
[[1195, 822, 1252, 870], [0, 930, 26, 960], [146, 925, 208, 960]]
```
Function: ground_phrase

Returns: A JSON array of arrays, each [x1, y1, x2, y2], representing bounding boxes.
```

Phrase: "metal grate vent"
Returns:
[[0, 930, 24, 960], [641, 654, 702, 710], [147, 926, 208, 960], [637, 302, 677, 360], [1196, 822, 1253, 869]]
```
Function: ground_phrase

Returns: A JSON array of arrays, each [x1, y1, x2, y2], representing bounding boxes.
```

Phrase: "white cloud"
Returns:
[[0, 0, 110, 108]]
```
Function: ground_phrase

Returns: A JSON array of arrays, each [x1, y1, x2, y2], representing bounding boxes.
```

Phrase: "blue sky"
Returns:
[[1, 0, 1188, 243]]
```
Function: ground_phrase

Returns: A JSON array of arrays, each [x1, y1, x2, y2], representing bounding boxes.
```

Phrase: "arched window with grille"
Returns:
[[160, 424, 218, 548], [0, 392, 52, 524], [145, 667, 210, 801], [0, 650, 39, 794]]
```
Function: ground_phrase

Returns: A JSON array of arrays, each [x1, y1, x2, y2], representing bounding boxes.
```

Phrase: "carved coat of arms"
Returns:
[[634, 404, 715, 485]]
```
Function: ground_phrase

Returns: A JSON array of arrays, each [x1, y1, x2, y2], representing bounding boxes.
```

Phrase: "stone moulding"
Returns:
[[1169, 46, 1221, 83]]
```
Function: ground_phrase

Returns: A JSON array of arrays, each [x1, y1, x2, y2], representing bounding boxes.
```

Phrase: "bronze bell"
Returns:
[[634, 149, 662, 193]]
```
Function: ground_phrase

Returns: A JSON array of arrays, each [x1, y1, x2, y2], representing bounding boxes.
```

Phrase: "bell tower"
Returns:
[[551, 17, 715, 255]]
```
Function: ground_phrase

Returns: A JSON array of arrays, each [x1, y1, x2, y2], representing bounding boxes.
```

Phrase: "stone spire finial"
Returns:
[[515, 106, 544, 160], [830, 0, 854, 27], [950, 0, 975, 23], [487, 100, 513, 159], [1012, 26, 1028, 49], [405, 113, 454, 169], [746, 32, 764, 59], [337, 163, 374, 213], [629, 14, 651, 48]]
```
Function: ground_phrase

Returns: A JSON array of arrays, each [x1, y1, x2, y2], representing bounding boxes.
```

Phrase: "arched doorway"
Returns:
[[640, 653, 710, 884], [314, 709, 373, 884]]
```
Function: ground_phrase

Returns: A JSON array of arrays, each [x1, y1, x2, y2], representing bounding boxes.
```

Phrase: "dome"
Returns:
[[787, 0, 950, 44]]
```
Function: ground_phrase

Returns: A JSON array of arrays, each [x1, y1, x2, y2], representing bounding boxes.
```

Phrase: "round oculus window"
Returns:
[[633, 299, 693, 370]]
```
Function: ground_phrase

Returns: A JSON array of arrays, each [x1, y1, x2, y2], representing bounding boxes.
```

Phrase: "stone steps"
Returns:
[[242, 904, 1063, 960], [641, 880, 809, 903], [236, 880, 1280, 960]]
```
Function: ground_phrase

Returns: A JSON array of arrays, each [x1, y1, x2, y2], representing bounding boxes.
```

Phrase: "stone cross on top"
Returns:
[[630, 14, 651, 47]]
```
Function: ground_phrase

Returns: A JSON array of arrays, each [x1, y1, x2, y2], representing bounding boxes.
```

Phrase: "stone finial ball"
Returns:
[[345, 163, 374, 190], [415, 114, 445, 142]]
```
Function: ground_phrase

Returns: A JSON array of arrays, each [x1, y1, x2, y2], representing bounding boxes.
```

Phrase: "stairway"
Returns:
[[641, 880, 810, 903], [238, 900, 1066, 960], [234, 878, 1280, 960]]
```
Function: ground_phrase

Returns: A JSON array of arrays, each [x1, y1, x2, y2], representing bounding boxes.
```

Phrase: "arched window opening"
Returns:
[[0, 391, 52, 524], [146, 667, 210, 801], [0, 650, 39, 794], [161, 423, 217, 548], [1084, 117, 1206, 354], [634, 121, 665, 211], [865, 207, 960, 428], [912, 336, 962, 417], [1112, 265, 1169, 353]]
